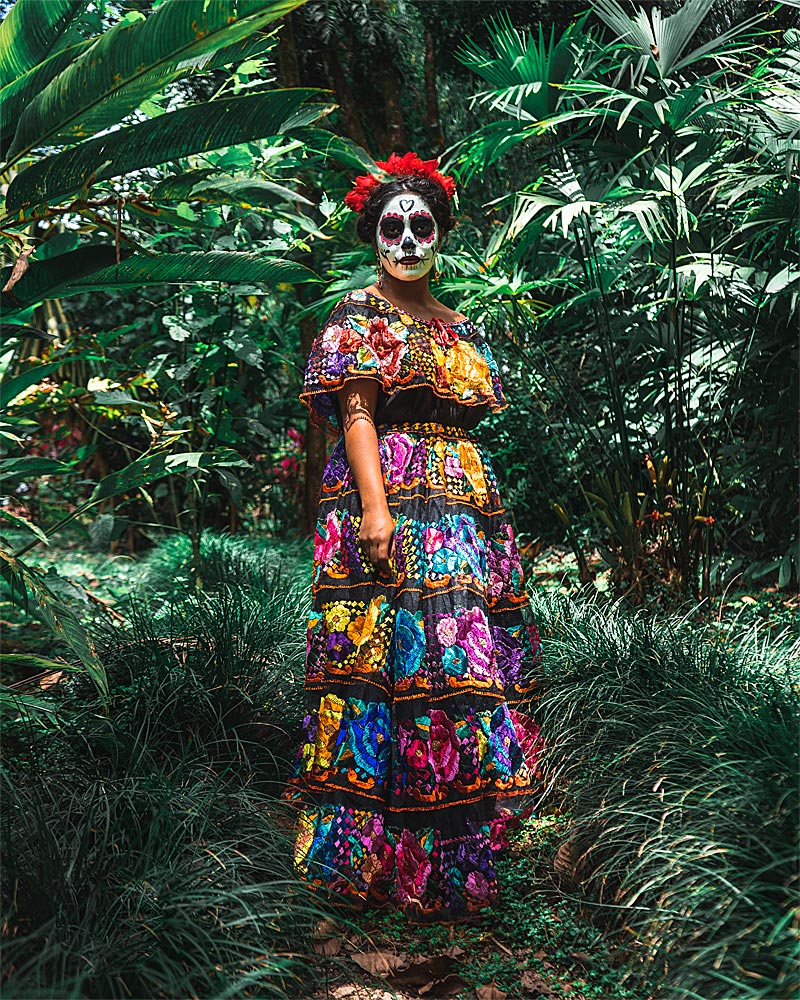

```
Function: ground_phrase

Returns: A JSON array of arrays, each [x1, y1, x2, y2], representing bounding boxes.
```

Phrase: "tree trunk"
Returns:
[[322, 46, 372, 153], [423, 24, 445, 152]]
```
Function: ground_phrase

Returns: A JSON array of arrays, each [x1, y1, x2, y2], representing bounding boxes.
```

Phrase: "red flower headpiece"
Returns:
[[344, 152, 456, 214]]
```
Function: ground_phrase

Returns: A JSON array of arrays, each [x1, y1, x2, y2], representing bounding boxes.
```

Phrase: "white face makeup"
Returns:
[[375, 192, 439, 282]]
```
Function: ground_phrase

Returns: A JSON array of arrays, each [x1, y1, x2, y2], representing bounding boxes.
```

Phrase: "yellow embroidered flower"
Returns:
[[346, 614, 366, 643], [445, 341, 493, 398], [458, 440, 488, 500], [314, 693, 345, 770], [325, 603, 351, 632], [294, 811, 314, 868]]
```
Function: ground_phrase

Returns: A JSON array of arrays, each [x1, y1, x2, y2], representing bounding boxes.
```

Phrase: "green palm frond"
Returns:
[[2, 250, 318, 315], [4, 0, 305, 164], [5, 89, 327, 212], [0, 0, 85, 89]]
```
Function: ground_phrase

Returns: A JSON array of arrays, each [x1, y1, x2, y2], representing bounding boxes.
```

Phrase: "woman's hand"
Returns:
[[359, 505, 395, 577], [336, 378, 395, 579]]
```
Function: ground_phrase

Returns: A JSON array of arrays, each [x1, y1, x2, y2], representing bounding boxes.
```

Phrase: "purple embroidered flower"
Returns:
[[386, 433, 415, 483], [429, 709, 461, 783], [487, 569, 505, 601], [326, 631, 354, 663], [465, 869, 492, 900], [444, 454, 461, 478], [396, 829, 432, 902], [491, 625, 523, 687], [489, 705, 522, 775]]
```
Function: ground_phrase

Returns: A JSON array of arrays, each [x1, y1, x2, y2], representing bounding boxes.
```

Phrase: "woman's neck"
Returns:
[[374, 271, 437, 312]]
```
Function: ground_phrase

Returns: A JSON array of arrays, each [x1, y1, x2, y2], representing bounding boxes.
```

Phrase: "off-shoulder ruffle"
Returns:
[[300, 289, 507, 436]]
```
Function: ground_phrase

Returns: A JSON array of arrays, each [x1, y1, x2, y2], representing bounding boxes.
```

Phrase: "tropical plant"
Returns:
[[451, 0, 799, 600]]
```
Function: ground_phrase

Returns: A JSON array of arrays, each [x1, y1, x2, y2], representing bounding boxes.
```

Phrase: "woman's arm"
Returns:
[[336, 379, 395, 577]]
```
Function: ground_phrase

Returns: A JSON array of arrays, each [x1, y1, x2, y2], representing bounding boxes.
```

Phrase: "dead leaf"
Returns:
[[392, 954, 456, 986], [351, 950, 409, 976], [418, 973, 467, 996], [532, 949, 547, 960], [442, 943, 465, 959], [476, 984, 508, 1000], [570, 951, 593, 964], [314, 936, 343, 957], [2, 248, 32, 294]]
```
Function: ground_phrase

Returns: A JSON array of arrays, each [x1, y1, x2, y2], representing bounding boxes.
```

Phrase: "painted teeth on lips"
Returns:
[[400, 255, 420, 263]]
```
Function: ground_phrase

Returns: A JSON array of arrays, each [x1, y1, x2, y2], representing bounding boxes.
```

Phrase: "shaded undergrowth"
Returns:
[[2, 532, 797, 999]]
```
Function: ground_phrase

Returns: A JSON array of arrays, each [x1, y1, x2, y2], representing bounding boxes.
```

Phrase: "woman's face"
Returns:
[[375, 192, 439, 282]]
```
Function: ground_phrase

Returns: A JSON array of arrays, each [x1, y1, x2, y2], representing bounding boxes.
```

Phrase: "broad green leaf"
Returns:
[[6, 89, 324, 211], [0, 360, 65, 409], [0, 510, 49, 544], [3, 250, 318, 313], [1, 245, 119, 316], [0, 36, 95, 156], [5, 0, 306, 162], [0, 0, 85, 90], [0, 456, 76, 480]]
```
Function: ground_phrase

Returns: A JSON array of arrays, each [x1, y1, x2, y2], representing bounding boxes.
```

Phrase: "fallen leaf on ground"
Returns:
[[476, 984, 508, 1000], [314, 935, 343, 957], [351, 950, 409, 976], [418, 972, 467, 996], [392, 954, 456, 986], [442, 943, 465, 959], [570, 951, 593, 964]]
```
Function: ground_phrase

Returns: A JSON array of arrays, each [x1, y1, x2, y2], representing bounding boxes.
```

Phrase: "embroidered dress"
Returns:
[[283, 288, 545, 923]]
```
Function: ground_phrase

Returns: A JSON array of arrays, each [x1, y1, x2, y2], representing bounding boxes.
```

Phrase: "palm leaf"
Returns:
[[1, 245, 118, 315], [5, 0, 306, 163], [0, 37, 95, 157], [2, 250, 318, 313], [5, 89, 326, 211], [0, 0, 85, 90]]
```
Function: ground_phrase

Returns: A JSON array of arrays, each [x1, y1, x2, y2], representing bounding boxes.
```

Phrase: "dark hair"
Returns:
[[355, 176, 456, 243]]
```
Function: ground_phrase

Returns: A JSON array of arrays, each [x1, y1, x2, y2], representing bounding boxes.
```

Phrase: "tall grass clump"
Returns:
[[1, 535, 327, 998], [530, 589, 799, 1000], [139, 530, 311, 599]]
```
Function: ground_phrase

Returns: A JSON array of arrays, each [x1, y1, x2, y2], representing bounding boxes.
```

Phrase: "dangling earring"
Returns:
[[433, 251, 442, 282], [375, 257, 383, 288]]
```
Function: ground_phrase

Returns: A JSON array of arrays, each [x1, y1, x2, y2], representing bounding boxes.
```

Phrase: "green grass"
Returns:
[[2, 532, 797, 999]]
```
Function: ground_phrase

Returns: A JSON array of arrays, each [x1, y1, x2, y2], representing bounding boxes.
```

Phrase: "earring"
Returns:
[[375, 257, 383, 287], [433, 251, 442, 282]]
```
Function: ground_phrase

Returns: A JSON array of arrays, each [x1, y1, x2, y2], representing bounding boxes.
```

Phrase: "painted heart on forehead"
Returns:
[[375, 193, 439, 283]]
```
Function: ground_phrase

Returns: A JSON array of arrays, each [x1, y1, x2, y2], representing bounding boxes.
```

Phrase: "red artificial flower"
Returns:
[[344, 150, 456, 214]]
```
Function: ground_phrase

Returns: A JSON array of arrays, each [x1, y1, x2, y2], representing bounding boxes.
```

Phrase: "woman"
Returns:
[[283, 152, 545, 924]]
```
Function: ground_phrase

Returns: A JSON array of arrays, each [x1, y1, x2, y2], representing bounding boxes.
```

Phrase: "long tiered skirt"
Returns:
[[283, 421, 545, 922]]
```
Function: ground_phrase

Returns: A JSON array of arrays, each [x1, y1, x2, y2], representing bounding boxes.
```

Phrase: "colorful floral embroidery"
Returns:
[[286, 303, 544, 923], [301, 290, 507, 436]]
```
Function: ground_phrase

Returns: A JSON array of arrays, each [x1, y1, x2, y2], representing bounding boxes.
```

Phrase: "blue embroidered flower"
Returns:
[[442, 644, 468, 677], [392, 607, 426, 678], [347, 700, 390, 780]]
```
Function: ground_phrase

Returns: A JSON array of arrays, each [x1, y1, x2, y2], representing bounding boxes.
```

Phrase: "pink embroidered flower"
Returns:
[[396, 829, 433, 903], [404, 737, 429, 770], [458, 606, 493, 680], [510, 709, 544, 771], [465, 869, 491, 900], [444, 454, 461, 478], [367, 316, 407, 379], [423, 526, 444, 554], [429, 709, 460, 783], [488, 814, 511, 851], [321, 323, 348, 353], [387, 434, 414, 482], [436, 615, 458, 647], [487, 570, 505, 601], [314, 512, 342, 567]]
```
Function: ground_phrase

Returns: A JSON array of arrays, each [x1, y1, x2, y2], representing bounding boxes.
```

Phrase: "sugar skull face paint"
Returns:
[[375, 193, 438, 282]]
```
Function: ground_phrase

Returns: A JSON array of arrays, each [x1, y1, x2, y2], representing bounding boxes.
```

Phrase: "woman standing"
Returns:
[[283, 152, 544, 923]]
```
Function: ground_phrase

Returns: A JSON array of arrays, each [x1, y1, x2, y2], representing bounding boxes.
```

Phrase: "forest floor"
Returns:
[[3, 532, 797, 999]]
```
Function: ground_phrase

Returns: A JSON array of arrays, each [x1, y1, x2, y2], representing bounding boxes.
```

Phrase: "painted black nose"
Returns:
[[401, 236, 416, 251]]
